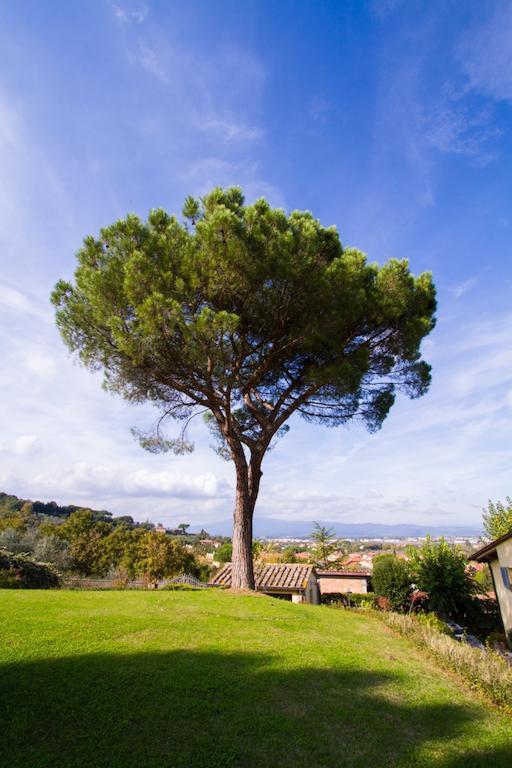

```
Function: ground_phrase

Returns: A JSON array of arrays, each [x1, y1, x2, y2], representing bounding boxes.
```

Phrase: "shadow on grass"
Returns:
[[1, 649, 510, 768]]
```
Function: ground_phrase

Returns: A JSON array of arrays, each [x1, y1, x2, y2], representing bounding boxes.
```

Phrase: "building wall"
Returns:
[[305, 573, 320, 605], [497, 538, 512, 567], [491, 543, 512, 644], [318, 576, 369, 595]]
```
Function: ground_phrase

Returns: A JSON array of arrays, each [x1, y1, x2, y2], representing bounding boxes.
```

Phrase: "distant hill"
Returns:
[[1, 491, 482, 539], [0, 491, 145, 529], [197, 517, 482, 539]]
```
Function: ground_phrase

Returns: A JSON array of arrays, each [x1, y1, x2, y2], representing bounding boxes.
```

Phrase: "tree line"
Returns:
[[0, 494, 207, 585]]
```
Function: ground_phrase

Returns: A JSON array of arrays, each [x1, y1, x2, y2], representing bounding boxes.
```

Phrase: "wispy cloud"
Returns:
[[199, 117, 263, 144], [308, 96, 332, 124], [20, 346, 57, 381], [111, 3, 147, 25], [370, 0, 406, 20], [254, 309, 512, 527], [457, 2, 512, 103], [134, 41, 169, 84], [424, 103, 499, 165], [179, 158, 284, 206], [0, 283, 52, 321], [451, 275, 479, 299]]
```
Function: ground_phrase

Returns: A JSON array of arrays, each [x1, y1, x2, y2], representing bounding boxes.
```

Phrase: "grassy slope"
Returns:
[[1, 590, 511, 768]]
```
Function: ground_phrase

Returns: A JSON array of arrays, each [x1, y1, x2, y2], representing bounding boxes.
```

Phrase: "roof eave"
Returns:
[[469, 530, 512, 562]]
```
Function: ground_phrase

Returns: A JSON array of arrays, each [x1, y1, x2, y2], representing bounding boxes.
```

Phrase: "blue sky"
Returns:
[[0, 0, 511, 531]]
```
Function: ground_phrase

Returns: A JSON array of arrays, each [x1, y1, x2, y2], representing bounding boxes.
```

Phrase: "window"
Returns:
[[500, 567, 511, 590]]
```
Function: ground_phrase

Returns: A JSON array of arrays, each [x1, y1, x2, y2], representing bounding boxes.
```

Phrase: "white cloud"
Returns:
[[21, 348, 57, 380], [452, 275, 479, 299], [111, 3, 148, 25], [134, 42, 169, 84], [458, 3, 512, 103], [0, 90, 78, 293], [0, 283, 51, 321], [424, 104, 499, 164], [199, 118, 263, 144], [32, 462, 231, 501], [0, 434, 39, 457], [370, 0, 405, 19], [179, 158, 284, 207], [15, 435, 38, 456], [0, 284, 34, 314]]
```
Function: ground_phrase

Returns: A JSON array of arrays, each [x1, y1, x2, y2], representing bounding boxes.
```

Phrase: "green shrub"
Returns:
[[485, 630, 508, 649], [415, 612, 452, 635], [216, 542, 232, 563], [372, 555, 412, 612], [321, 592, 377, 608], [0, 548, 60, 589], [380, 611, 512, 710], [408, 537, 478, 620], [161, 583, 207, 591], [358, 597, 377, 610]]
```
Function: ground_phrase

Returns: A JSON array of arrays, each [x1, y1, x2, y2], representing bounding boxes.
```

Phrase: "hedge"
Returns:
[[321, 592, 377, 608], [0, 549, 60, 589], [380, 611, 512, 711]]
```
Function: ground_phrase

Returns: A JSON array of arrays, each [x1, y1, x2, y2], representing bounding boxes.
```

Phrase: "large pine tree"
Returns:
[[52, 188, 436, 589]]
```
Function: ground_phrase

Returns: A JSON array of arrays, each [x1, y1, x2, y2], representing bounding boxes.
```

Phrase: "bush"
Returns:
[[415, 612, 452, 635], [408, 538, 477, 620], [161, 583, 207, 591], [372, 555, 412, 612], [483, 496, 512, 540], [216, 542, 232, 563], [380, 611, 512, 710], [376, 595, 392, 611], [321, 592, 377, 608], [0, 549, 60, 589], [462, 595, 502, 639], [485, 630, 508, 650]]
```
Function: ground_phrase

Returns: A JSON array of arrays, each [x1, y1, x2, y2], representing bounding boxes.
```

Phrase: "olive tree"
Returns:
[[52, 187, 436, 589]]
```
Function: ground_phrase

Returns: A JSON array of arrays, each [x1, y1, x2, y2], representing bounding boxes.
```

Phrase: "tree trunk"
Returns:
[[231, 486, 255, 589], [231, 452, 263, 590]]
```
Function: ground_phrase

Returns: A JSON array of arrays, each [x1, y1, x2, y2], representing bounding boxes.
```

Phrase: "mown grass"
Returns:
[[1, 590, 511, 768]]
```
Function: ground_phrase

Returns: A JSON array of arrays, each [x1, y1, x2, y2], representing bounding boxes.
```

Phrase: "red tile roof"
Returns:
[[209, 563, 315, 591]]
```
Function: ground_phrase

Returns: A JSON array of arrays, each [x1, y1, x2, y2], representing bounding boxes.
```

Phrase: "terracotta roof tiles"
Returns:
[[209, 563, 315, 591]]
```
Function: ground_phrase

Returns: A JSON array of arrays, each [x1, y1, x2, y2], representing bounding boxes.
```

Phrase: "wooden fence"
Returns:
[[63, 573, 210, 590]]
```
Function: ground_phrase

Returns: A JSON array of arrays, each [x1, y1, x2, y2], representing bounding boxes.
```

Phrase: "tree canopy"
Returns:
[[310, 522, 337, 563], [483, 497, 512, 540], [408, 538, 478, 620], [52, 187, 436, 588], [372, 554, 412, 612]]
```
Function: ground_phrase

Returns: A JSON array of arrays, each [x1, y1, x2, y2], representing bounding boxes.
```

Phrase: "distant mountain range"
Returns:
[[1, 490, 482, 540], [195, 518, 482, 539]]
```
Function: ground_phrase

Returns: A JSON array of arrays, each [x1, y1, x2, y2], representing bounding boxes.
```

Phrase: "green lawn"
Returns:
[[1, 590, 511, 768]]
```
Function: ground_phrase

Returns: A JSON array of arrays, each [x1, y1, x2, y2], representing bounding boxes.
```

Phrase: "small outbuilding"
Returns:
[[209, 563, 320, 604], [316, 570, 372, 597], [470, 530, 512, 648]]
